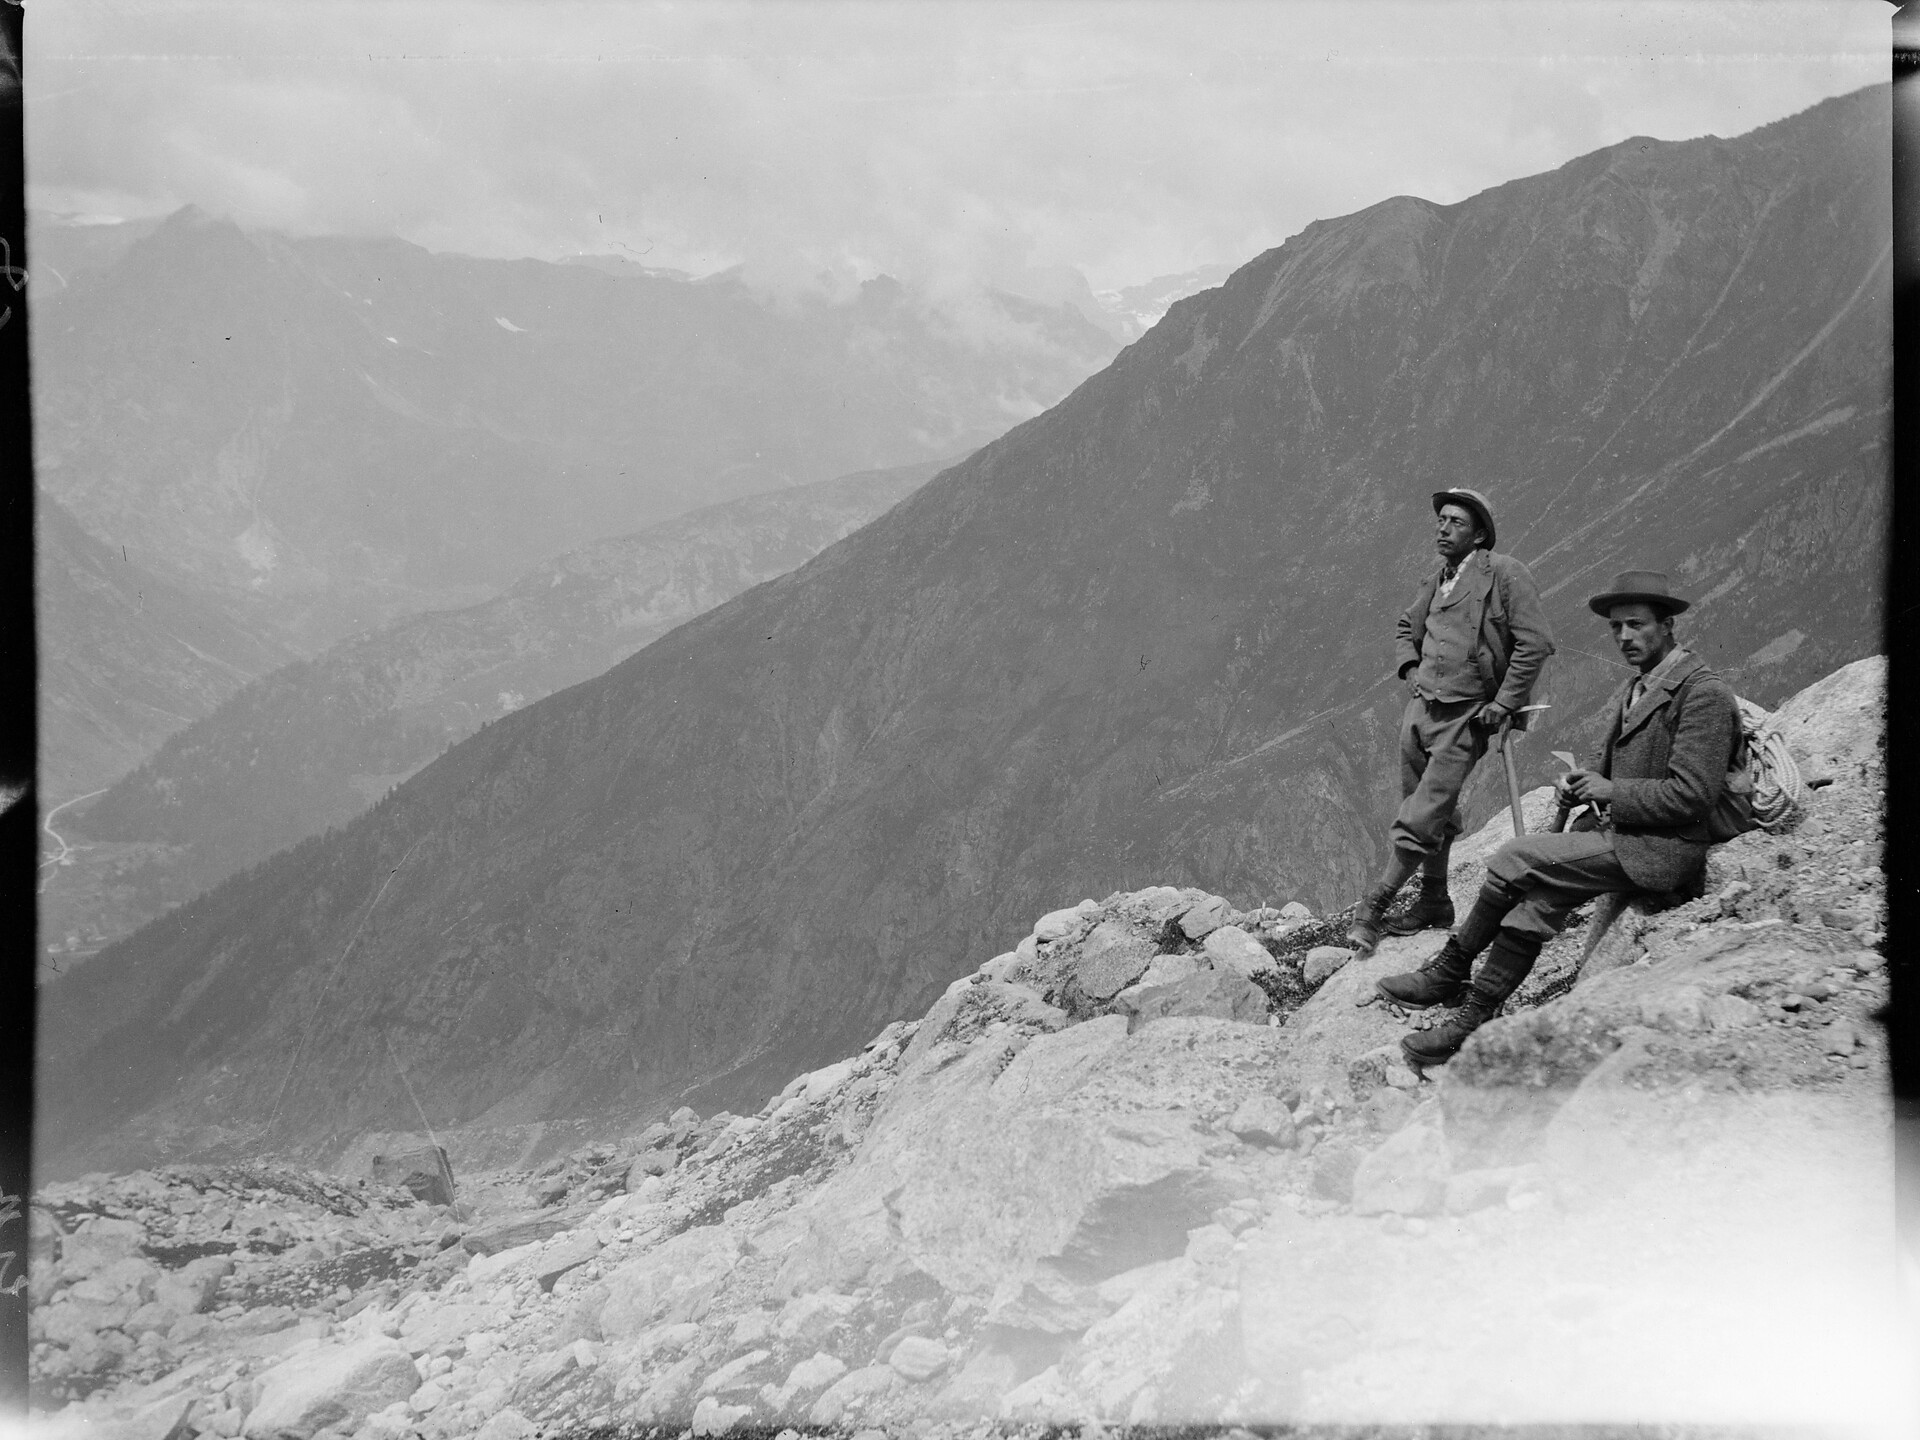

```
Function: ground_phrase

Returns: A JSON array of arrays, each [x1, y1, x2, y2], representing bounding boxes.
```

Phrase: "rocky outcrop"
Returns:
[[32, 666, 1891, 1434]]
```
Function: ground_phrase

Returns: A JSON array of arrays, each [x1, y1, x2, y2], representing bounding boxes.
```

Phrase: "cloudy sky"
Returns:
[[26, 0, 1888, 296]]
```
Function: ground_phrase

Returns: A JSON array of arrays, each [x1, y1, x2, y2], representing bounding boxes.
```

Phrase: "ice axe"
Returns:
[[1548, 750, 1579, 833], [1494, 704, 1550, 837]]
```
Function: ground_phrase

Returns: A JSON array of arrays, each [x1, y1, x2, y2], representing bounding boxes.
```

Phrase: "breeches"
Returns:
[[1389, 696, 1487, 856], [1478, 830, 1637, 941]]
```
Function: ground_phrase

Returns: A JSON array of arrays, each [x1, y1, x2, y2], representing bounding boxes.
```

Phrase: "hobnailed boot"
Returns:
[[1375, 938, 1470, 1009], [1345, 847, 1422, 958], [1382, 881, 1455, 937], [1400, 930, 1543, 1067], [1344, 884, 1396, 958]]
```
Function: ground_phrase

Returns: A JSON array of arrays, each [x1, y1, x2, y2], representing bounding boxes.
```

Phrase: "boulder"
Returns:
[[778, 1016, 1281, 1320], [598, 1225, 741, 1341], [1116, 967, 1268, 1030], [1134, 953, 1201, 989], [29, 1205, 64, 1267], [1303, 946, 1355, 986], [1060, 1259, 1239, 1421], [888, 1335, 952, 1382], [769, 1351, 846, 1409], [775, 1290, 859, 1346], [1350, 1105, 1449, 1216], [1065, 921, 1158, 1005], [1276, 930, 1454, 1098], [242, 1338, 420, 1440], [60, 1217, 145, 1274], [368, 1146, 456, 1208], [631, 1355, 703, 1421], [698, 1348, 775, 1396], [1033, 906, 1089, 943], [802, 1059, 857, 1101], [1225, 1094, 1295, 1148], [472, 1410, 537, 1440], [155, 1256, 234, 1316], [74, 1255, 162, 1305], [461, 1209, 587, 1256], [1442, 932, 1839, 1166], [809, 1364, 899, 1426], [1201, 925, 1271, 978], [895, 978, 1068, 1082], [629, 1149, 678, 1182], [689, 1396, 750, 1437], [534, 1233, 602, 1292], [1770, 655, 1883, 782], [1177, 895, 1232, 940]]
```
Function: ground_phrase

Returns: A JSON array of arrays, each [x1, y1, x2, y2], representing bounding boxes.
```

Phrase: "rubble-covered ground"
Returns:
[[28, 657, 1900, 1438]]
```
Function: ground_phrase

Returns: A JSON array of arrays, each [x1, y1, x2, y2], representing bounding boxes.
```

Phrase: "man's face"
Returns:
[[1607, 602, 1675, 671], [1434, 503, 1482, 563]]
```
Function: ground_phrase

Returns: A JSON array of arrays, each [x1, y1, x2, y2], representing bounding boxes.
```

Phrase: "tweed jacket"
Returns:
[[1598, 650, 1741, 892], [1394, 549, 1555, 712]]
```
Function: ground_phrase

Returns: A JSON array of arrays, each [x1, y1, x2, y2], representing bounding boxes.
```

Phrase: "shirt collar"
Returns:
[[1631, 645, 1689, 695]]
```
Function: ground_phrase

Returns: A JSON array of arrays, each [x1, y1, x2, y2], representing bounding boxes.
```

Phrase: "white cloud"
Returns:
[[24, 0, 1888, 291]]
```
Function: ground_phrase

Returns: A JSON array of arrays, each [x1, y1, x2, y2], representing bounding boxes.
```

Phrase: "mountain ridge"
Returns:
[[54, 458, 948, 957], [32, 209, 1116, 646]]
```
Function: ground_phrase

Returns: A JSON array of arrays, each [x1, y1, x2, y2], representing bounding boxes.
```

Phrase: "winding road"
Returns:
[[39, 788, 106, 893]]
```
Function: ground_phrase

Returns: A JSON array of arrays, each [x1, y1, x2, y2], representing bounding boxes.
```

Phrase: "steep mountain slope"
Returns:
[[37, 89, 1890, 1171], [36, 492, 293, 804], [61, 460, 946, 944], [31, 209, 1115, 645]]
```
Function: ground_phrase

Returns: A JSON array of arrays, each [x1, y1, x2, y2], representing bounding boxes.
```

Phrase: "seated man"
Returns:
[[1375, 570, 1741, 1065]]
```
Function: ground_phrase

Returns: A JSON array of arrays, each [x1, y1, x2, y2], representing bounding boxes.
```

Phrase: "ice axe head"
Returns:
[[1509, 702, 1550, 734]]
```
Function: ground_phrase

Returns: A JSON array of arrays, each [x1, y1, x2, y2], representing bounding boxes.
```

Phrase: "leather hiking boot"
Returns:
[[1383, 889, 1455, 937], [1344, 886, 1394, 958], [1399, 930, 1542, 1067], [1375, 938, 1470, 1009], [1399, 991, 1499, 1066]]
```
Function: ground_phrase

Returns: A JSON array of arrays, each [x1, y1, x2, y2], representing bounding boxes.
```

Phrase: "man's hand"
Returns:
[[1472, 702, 1512, 733], [1563, 769, 1615, 805]]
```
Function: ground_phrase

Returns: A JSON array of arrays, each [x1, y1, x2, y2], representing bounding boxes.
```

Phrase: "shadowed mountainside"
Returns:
[[60, 460, 947, 943], [31, 209, 1115, 647], [37, 88, 1890, 1173], [36, 491, 294, 805]]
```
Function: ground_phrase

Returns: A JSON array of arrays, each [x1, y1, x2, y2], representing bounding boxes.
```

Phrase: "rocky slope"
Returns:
[[47, 460, 945, 964], [35, 88, 1891, 1170], [24, 657, 1893, 1433], [32, 207, 1116, 647], [36, 490, 294, 806]]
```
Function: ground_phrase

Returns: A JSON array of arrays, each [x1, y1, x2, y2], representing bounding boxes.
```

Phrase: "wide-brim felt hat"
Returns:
[[1587, 570, 1691, 617], [1430, 488, 1495, 550]]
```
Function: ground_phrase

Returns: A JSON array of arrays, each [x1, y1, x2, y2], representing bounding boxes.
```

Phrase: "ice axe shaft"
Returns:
[[1548, 749, 1578, 833], [1499, 726, 1527, 838], [1498, 704, 1551, 838]]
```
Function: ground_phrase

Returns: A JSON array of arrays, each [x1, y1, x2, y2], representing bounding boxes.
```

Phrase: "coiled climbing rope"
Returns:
[[1740, 698, 1806, 832]]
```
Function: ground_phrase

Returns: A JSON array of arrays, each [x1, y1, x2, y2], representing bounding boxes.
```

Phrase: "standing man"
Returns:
[[1376, 571, 1740, 1065], [1346, 489, 1555, 955]]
